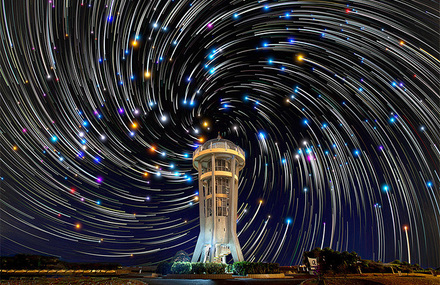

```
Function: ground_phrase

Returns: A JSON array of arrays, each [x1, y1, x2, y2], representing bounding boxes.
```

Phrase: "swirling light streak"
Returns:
[[0, 0, 439, 267]]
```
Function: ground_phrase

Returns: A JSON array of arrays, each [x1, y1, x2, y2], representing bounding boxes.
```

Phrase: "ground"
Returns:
[[303, 274, 440, 285], [0, 273, 438, 284], [0, 277, 146, 285]]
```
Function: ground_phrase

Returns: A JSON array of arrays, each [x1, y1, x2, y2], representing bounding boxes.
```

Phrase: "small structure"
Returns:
[[192, 134, 245, 263], [307, 257, 318, 275]]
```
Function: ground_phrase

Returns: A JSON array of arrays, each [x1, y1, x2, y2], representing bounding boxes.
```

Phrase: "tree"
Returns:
[[173, 250, 191, 262], [302, 248, 360, 274]]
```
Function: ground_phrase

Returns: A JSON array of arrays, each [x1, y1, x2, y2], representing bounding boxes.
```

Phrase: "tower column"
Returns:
[[192, 165, 205, 262], [229, 155, 244, 261], [210, 153, 216, 262]]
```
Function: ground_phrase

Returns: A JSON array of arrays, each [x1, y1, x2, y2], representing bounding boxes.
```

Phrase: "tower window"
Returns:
[[206, 198, 213, 217], [216, 197, 229, 216], [215, 159, 230, 171], [204, 179, 212, 195], [215, 177, 230, 194]]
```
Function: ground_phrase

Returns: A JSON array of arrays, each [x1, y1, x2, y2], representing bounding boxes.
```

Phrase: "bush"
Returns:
[[253, 262, 266, 274], [156, 261, 173, 275], [233, 261, 249, 275], [171, 262, 192, 274], [226, 263, 234, 273], [267, 262, 280, 273], [173, 250, 191, 262], [191, 262, 205, 274], [205, 262, 226, 274], [360, 261, 394, 273], [233, 262, 280, 275]]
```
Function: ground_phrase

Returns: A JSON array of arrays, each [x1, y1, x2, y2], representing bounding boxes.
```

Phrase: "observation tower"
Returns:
[[192, 134, 245, 263]]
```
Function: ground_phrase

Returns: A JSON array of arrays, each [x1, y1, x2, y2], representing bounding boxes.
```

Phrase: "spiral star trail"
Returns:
[[0, 0, 439, 267]]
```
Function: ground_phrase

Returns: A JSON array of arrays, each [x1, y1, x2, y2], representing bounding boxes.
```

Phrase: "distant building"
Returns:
[[192, 135, 245, 263]]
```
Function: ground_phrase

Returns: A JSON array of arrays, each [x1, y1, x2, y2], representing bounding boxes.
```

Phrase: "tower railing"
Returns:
[[193, 141, 245, 157]]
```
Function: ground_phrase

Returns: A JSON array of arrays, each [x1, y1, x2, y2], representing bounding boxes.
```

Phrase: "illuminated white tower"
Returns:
[[192, 134, 245, 263]]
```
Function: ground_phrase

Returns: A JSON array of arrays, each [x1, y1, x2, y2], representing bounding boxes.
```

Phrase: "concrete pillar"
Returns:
[[209, 153, 216, 262]]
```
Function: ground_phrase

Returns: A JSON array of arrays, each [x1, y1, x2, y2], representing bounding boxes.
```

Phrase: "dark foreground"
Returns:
[[1, 274, 439, 285], [0, 277, 306, 285], [143, 278, 306, 285]]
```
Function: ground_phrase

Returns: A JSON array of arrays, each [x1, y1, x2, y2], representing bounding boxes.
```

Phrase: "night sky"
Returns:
[[1, 0, 439, 268]]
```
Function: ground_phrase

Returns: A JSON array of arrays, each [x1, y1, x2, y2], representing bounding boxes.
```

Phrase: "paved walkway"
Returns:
[[140, 278, 306, 285]]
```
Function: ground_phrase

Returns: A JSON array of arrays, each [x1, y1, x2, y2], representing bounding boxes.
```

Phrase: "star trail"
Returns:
[[0, 0, 439, 267]]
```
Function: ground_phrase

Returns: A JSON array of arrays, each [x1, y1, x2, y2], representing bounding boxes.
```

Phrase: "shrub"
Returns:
[[173, 250, 191, 262], [171, 262, 192, 274], [226, 263, 234, 273], [156, 261, 173, 275], [266, 263, 280, 273], [205, 262, 226, 274], [191, 262, 205, 274], [253, 262, 266, 274], [233, 261, 250, 275], [360, 261, 393, 273], [233, 262, 280, 275]]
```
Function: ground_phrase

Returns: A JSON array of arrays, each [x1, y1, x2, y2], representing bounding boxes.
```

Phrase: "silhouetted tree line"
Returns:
[[1, 254, 121, 270], [303, 247, 360, 274], [303, 248, 432, 275]]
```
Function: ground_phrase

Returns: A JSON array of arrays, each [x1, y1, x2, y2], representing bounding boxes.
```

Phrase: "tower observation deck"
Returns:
[[191, 135, 245, 263]]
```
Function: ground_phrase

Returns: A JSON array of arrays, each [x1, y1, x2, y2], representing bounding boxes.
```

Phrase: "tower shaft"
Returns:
[[192, 138, 245, 263]]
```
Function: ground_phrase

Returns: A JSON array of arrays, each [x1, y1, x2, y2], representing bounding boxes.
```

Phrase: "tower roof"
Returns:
[[201, 133, 239, 150], [193, 133, 245, 170]]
